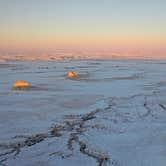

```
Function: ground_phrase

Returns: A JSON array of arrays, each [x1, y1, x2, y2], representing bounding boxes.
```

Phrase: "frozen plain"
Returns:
[[0, 59, 166, 166]]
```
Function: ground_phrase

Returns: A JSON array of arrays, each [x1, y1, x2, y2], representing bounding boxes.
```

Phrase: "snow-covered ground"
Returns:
[[0, 59, 166, 166]]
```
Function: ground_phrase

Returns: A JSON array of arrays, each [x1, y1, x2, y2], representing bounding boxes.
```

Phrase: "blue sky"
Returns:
[[0, 0, 166, 53]]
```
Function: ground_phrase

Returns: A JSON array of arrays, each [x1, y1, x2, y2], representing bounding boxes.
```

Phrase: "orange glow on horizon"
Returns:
[[0, 29, 165, 56]]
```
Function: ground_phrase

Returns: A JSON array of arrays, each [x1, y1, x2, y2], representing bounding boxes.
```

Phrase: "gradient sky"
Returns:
[[0, 0, 166, 55]]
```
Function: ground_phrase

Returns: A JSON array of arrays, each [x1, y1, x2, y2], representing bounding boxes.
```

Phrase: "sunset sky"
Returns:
[[0, 0, 166, 56]]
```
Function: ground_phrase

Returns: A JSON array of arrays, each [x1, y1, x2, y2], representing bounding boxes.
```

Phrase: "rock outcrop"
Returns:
[[13, 80, 30, 89]]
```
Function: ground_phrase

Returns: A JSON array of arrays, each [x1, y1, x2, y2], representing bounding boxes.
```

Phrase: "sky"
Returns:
[[0, 0, 166, 56]]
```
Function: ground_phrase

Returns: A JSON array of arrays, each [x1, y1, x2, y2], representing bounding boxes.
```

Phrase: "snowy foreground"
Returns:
[[0, 59, 166, 166]]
